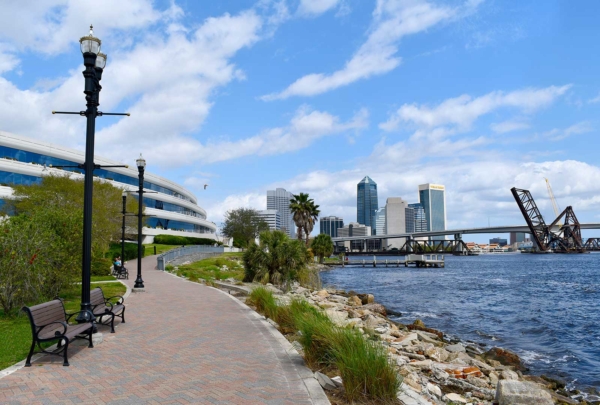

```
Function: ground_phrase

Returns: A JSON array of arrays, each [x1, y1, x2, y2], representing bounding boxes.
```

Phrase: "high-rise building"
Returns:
[[408, 203, 428, 233], [375, 208, 386, 236], [490, 237, 508, 246], [320, 216, 344, 238], [257, 209, 281, 231], [337, 222, 375, 251], [357, 176, 378, 235], [418, 184, 446, 232], [267, 188, 296, 238], [385, 197, 409, 249]]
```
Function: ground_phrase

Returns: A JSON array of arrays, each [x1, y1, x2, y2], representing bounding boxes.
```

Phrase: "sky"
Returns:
[[1, 0, 599, 243]]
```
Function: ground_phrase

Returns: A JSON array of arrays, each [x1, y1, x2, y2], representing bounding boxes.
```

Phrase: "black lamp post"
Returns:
[[52, 26, 129, 321], [134, 154, 146, 289], [77, 27, 105, 321], [121, 193, 127, 266]]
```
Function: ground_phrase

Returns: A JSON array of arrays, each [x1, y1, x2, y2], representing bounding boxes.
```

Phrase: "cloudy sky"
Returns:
[[1, 0, 599, 242]]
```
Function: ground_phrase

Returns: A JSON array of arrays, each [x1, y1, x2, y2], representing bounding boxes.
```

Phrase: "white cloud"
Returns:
[[262, 0, 474, 100], [588, 92, 600, 104], [543, 121, 593, 142], [380, 85, 571, 131], [205, 192, 265, 227], [114, 106, 368, 167], [490, 120, 530, 134], [297, 0, 340, 16]]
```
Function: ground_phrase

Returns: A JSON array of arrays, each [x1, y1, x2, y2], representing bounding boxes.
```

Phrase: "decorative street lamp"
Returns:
[[53, 26, 129, 322], [134, 154, 146, 289]]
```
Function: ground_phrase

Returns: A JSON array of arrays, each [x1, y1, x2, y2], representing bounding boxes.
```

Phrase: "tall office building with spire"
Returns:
[[357, 176, 378, 235], [418, 183, 446, 231]]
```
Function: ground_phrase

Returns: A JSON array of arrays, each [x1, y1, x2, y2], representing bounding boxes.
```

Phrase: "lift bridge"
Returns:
[[331, 187, 600, 255]]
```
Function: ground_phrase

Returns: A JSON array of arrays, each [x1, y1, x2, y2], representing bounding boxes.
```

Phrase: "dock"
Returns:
[[327, 254, 445, 268]]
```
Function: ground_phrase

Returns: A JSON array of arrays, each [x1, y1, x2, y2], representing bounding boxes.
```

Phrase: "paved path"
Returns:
[[0, 256, 325, 404]]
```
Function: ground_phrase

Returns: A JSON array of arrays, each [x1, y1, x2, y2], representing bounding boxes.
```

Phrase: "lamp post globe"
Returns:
[[134, 154, 146, 289]]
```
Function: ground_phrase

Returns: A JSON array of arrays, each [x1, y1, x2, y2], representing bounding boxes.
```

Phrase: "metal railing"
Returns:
[[156, 245, 224, 270]]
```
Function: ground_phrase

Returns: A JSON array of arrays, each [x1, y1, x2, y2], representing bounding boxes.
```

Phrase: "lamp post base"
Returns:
[[132, 288, 146, 293], [134, 278, 145, 289]]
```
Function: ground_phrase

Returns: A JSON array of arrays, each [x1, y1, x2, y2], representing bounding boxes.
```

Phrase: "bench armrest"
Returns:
[[37, 320, 68, 338], [65, 310, 95, 323], [105, 295, 125, 305]]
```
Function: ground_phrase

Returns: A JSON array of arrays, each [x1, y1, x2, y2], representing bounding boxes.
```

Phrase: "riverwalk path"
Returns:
[[0, 256, 328, 405]]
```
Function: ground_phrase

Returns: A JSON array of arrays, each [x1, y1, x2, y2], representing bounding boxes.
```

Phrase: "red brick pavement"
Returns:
[[0, 256, 317, 404]]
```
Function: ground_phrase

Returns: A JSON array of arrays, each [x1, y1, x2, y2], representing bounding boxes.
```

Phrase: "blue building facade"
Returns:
[[357, 176, 378, 235], [418, 184, 446, 232]]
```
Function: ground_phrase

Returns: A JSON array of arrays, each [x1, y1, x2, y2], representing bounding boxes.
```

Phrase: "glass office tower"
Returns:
[[407, 203, 428, 233], [319, 216, 344, 238], [418, 184, 446, 232], [357, 176, 378, 235]]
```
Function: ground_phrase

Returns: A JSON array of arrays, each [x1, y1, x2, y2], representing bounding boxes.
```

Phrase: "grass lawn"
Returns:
[[0, 281, 127, 370], [143, 243, 181, 255], [171, 253, 245, 282], [91, 275, 117, 282]]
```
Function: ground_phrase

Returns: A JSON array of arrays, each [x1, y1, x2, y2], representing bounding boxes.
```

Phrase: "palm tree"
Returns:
[[243, 230, 308, 288], [311, 234, 334, 263], [289, 193, 321, 246]]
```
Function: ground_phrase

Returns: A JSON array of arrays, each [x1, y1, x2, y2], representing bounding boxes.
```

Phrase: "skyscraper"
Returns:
[[375, 207, 386, 236], [267, 188, 296, 238], [418, 184, 446, 232], [357, 176, 378, 235], [385, 197, 409, 249], [257, 209, 281, 231], [408, 203, 428, 233], [320, 216, 344, 238]]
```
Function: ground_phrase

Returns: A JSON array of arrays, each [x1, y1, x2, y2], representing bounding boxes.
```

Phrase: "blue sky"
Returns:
[[1, 0, 599, 242]]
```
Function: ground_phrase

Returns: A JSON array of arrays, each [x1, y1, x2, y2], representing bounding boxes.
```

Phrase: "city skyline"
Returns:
[[1, 1, 599, 245]]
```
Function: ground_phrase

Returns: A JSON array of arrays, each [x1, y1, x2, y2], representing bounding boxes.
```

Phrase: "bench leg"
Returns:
[[88, 326, 94, 348], [110, 314, 116, 333], [25, 340, 36, 367], [121, 307, 126, 324], [63, 339, 70, 366]]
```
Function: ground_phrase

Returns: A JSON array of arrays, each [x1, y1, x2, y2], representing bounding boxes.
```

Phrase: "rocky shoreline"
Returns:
[[217, 276, 599, 405]]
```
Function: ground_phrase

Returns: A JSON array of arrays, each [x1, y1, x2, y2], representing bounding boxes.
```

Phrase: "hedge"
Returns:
[[153, 235, 221, 246], [106, 242, 145, 262]]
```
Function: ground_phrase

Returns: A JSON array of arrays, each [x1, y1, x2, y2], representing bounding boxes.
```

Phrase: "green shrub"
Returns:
[[165, 264, 174, 271], [106, 242, 144, 262], [91, 257, 112, 276]]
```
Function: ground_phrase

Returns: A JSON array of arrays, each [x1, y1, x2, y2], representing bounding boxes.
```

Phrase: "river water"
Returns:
[[320, 253, 600, 390]]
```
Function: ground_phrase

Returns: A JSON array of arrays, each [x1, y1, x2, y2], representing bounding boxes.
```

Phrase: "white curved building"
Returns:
[[0, 131, 216, 243]]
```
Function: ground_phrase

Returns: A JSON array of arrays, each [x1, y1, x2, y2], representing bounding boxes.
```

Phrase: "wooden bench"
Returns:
[[22, 300, 94, 367], [90, 287, 126, 333], [112, 264, 128, 279]]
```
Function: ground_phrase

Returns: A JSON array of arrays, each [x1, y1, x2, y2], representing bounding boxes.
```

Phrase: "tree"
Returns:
[[289, 193, 320, 246], [5, 173, 140, 277], [311, 234, 334, 263], [221, 208, 269, 248], [243, 230, 309, 287]]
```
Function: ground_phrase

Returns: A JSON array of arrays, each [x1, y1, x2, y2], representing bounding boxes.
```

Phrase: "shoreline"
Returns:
[[314, 264, 599, 404]]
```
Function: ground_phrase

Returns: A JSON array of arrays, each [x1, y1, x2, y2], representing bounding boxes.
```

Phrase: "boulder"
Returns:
[[325, 309, 348, 326], [495, 380, 553, 405], [364, 314, 387, 329], [362, 303, 387, 316], [413, 319, 425, 327], [406, 324, 444, 339], [501, 369, 519, 381], [484, 347, 525, 370], [330, 376, 343, 388], [393, 332, 418, 346], [328, 294, 348, 304], [315, 289, 329, 298], [425, 346, 449, 362], [489, 371, 499, 386], [347, 295, 362, 306], [444, 393, 468, 403], [357, 293, 375, 304], [397, 385, 431, 405], [426, 382, 442, 398], [315, 372, 336, 391], [446, 343, 466, 353]]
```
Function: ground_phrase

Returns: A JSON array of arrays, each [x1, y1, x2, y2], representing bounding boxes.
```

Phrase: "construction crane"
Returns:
[[545, 178, 561, 226]]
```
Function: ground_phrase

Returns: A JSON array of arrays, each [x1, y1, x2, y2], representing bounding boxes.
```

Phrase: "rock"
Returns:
[[409, 360, 432, 370], [540, 374, 566, 390], [446, 343, 466, 353], [484, 347, 525, 370], [393, 332, 418, 346], [466, 375, 490, 389], [501, 369, 519, 381], [413, 319, 425, 327], [357, 293, 375, 304], [417, 331, 444, 347], [397, 385, 431, 405], [364, 314, 387, 329], [331, 376, 343, 388], [407, 324, 444, 339], [446, 377, 496, 400], [426, 382, 442, 398], [444, 393, 468, 403], [315, 289, 329, 298], [432, 366, 450, 381], [362, 303, 387, 316], [425, 346, 449, 362], [489, 371, 499, 387], [347, 295, 362, 306], [495, 380, 553, 405], [403, 372, 422, 390], [315, 372, 336, 391], [325, 309, 348, 326], [446, 366, 483, 379], [328, 294, 348, 304]]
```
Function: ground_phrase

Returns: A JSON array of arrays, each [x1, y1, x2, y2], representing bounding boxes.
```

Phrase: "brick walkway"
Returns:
[[0, 256, 322, 404]]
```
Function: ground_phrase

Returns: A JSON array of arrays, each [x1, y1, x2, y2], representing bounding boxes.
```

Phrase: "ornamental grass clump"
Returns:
[[247, 286, 279, 320], [332, 328, 401, 402]]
